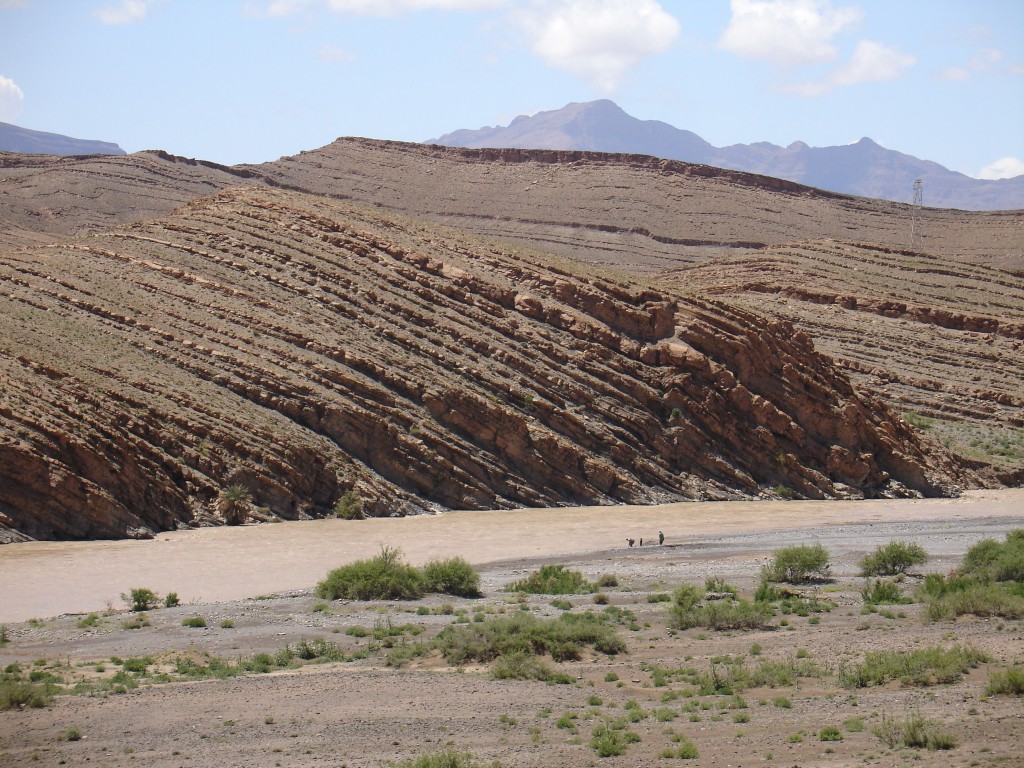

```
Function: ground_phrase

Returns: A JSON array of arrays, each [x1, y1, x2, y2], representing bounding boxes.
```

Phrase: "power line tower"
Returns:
[[909, 179, 923, 250]]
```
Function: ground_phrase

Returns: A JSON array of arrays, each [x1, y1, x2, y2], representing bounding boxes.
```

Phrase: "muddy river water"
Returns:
[[2, 488, 1022, 622]]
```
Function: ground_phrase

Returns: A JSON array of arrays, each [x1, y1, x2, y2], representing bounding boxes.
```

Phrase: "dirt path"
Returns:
[[2, 489, 1021, 623]]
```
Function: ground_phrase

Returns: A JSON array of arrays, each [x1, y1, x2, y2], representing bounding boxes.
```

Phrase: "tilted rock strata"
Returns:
[[0, 187, 960, 541], [669, 241, 1024, 478]]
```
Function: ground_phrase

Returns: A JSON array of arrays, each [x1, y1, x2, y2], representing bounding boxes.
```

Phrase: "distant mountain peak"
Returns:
[[428, 101, 1022, 211], [0, 121, 125, 156]]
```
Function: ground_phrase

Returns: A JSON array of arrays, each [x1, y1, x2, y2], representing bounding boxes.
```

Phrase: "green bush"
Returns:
[[421, 557, 481, 598], [590, 723, 640, 757], [763, 544, 830, 583], [164, 592, 180, 608], [674, 738, 699, 758], [0, 680, 51, 710], [122, 588, 159, 612], [819, 726, 843, 741], [920, 579, 1024, 620], [182, 616, 207, 628], [985, 665, 1024, 696], [506, 565, 594, 594], [316, 546, 425, 601], [859, 541, 928, 576], [433, 611, 625, 667], [861, 578, 908, 605], [670, 599, 773, 631], [838, 645, 989, 688], [962, 530, 1024, 582], [333, 491, 364, 520]]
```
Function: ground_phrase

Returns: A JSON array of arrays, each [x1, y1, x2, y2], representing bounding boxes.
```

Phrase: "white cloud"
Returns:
[[718, 0, 861, 68], [93, 0, 150, 24], [978, 157, 1024, 181], [0, 74, 25, 122], [785, 40, 915, 96], [316, 44, 357, 63], [516, 0, 680, 93]]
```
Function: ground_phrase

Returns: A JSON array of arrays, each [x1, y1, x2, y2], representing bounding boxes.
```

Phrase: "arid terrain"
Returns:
[[2, 140, 1022, 542], [1, 491, 1022, 767]]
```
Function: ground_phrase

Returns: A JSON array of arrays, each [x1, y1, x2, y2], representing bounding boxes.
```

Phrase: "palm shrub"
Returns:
[[762, 544, 830, 584], [217, 484, 252, 525], [859, 541, 927, 576]]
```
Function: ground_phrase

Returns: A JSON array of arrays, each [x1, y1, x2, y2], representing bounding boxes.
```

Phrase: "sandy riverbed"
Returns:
[[2, 488, 1022, 623]]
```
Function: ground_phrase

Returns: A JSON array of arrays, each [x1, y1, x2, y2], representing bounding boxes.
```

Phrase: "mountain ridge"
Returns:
[[428, 100, 1024, 211], [0, 121, 126, 156]]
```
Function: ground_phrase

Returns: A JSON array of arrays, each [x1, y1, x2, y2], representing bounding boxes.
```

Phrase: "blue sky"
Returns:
[[1, 0, 1021, 179]]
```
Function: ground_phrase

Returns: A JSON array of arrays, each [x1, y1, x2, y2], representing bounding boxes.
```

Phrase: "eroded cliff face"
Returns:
[[0, 187, 963, 540]]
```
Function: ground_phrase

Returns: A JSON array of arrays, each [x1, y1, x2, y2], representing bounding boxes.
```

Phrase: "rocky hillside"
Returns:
[[428, 100, 1024, 211], [0, 186, 960, 541], [667, 241, 1024, 483], [249, 139, 1024, 275]]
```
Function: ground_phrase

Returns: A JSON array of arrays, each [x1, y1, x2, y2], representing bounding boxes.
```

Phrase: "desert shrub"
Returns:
[[433, 611, 624, 667], [704, 577, 738, 597], [838, 645, 988, 688], [333, 491, 364, 520], [590, 723, 640, 757], [861, 579, 908, 605], [316, 546, 424, 601], [593, 593, 609, 605], [61, 726, 83, 741], [859, 541, 928, 576], [961, 530, 1024, 582], [491, 651, 559, 682], [920, 580, 1024, 620], [671, 599, 773, 631], [506, 565, 594, 594], [122, 588, 159, 612], [164, 592, 180, 608], [76, 613, 100, 628], [673, 738, 699, 759], [182, 616, 207, 628], [873, 710, 957, 750], [0, 625, 7, 646], [819, 726, 843, 741], [647, 593, 671, 603], [388, 748, 490, 768], [216, 484, 251, 525], [421, 557, 481, 598], [763, 544, 830, 583], [595, 574, 619, 588], [0, 680, 51, 710], [985, 665, 1024, 696]]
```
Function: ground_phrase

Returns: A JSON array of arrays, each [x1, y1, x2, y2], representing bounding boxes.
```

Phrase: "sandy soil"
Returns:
[[1, 490, 1023, 768]]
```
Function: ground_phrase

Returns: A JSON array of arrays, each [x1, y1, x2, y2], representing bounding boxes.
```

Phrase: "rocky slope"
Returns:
[[0, 150, 253, 248], [667, 241, 1024, 481], [249, 138, 1024, 275], [428, 100, 1024, 211], [0, 186, 960, 541]]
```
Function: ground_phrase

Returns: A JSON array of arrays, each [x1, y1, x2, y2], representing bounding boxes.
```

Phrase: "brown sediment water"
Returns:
[[1, 488, 1021, 623]]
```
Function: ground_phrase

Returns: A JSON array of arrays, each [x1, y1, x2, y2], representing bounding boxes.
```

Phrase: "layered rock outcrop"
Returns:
[[0, 187, 962, 540]]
